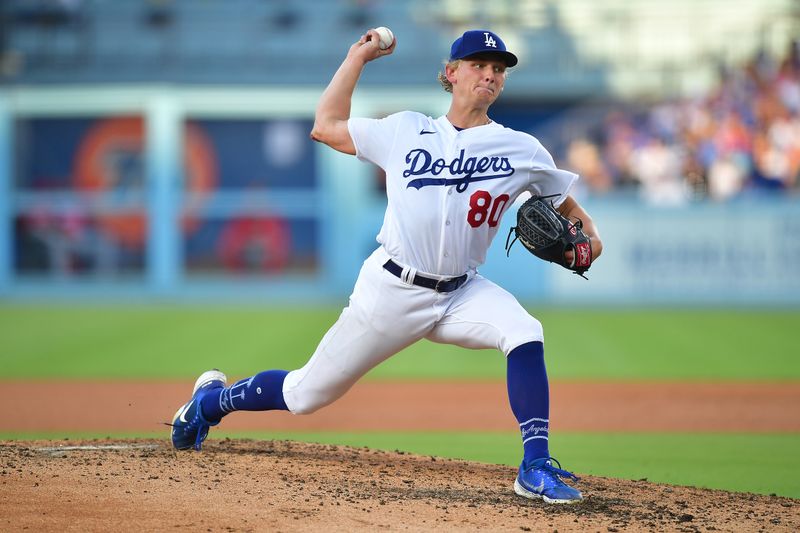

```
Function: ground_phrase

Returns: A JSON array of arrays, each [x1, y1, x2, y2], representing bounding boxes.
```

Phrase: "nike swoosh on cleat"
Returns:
[[419, 130, 436, 135], [534, 479, 545, 493], [178, 400, 193, 423]]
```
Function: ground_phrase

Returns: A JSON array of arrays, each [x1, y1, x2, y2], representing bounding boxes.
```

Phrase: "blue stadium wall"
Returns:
[[1, 86, 798, 306]]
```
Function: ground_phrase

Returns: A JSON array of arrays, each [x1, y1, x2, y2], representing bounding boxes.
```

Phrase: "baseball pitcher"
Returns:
[[170, 28, 603, 505]]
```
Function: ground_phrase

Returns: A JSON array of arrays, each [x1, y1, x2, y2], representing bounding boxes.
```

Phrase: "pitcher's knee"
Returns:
[[282, 363, 360, 414], [284, 389, 333, 415], [502, 315, 544, 355], [527, 315, 543, 337], [287, 400, 319, 415]]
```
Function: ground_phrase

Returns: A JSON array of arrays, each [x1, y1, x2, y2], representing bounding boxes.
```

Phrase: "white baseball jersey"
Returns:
[[282, 111, 579, 415], [349, 111, 577, 276]]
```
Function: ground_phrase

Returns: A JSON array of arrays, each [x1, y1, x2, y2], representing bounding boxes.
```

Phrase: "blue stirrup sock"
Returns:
[[506, 341, 550, 465], [200, 369, 289, 422]]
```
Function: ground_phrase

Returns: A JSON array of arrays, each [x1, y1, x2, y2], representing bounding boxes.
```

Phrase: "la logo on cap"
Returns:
[[449, 29, 518, 67]]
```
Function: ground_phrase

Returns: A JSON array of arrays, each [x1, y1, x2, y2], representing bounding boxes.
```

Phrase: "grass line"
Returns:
[[1, 306, 799, 380]]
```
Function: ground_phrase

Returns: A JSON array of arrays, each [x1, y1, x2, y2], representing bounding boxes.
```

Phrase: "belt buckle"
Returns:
[[434, 278, 445, 293]]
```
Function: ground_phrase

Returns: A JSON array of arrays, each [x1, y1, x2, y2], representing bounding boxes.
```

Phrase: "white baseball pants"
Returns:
[[282, 246, 543, 414]]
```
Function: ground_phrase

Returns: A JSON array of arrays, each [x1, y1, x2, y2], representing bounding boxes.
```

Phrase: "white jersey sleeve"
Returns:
[[527, 140, 578, 207], [348, 111, 415, 169]]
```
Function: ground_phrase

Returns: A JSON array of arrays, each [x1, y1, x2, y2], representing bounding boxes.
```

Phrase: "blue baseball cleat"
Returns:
[[169, 369, 227, 451], [514, 457, 583, 504]]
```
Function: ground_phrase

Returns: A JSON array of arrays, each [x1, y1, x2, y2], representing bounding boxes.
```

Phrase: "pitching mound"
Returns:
[[2, 438, 797, 532]]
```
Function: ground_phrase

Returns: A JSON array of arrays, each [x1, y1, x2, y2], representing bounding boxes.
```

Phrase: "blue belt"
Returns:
[[382, 259, 468, 293]]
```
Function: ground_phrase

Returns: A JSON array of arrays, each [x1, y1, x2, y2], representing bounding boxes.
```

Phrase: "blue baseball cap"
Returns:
[[449, 30, 518, 67]]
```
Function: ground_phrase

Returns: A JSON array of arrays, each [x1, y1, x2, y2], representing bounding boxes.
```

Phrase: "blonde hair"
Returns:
[[437, 59, 461, 93]]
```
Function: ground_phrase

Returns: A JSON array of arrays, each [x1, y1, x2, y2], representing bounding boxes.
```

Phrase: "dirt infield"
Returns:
[[2, 439, 798, 532], [2, 380, 799, 531]]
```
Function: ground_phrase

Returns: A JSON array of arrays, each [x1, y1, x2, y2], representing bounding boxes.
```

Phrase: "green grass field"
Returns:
[[2, 305, 799, 380], [1, 304, 799, 498]]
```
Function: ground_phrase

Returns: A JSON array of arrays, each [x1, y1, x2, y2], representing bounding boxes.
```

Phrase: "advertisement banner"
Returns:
[[549, 200, 800, 305]]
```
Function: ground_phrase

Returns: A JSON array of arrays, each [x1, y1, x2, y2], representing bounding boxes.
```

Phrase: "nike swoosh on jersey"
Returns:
[[419, 129, 437, 135]]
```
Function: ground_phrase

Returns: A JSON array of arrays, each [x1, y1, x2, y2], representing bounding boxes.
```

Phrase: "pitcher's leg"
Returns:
[[170, 249, 436, 451], [200, 370, 289, 422], [282, 303, 423, 414], [283, 252, 437, 414], [198, 254, 390, 422], [506, 341, 550, 462], [206, 251, 433, 418], [196, 319, 368, 423], [426, 276, 549, 458], [426, 275, 543, 354], [426, 277, 581, 502]]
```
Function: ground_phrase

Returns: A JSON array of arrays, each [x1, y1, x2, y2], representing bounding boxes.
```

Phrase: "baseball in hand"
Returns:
[[374, 26, 394, 50]]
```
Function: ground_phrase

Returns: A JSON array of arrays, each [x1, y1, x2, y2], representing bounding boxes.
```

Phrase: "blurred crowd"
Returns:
[[565, 41, 800, 204]]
